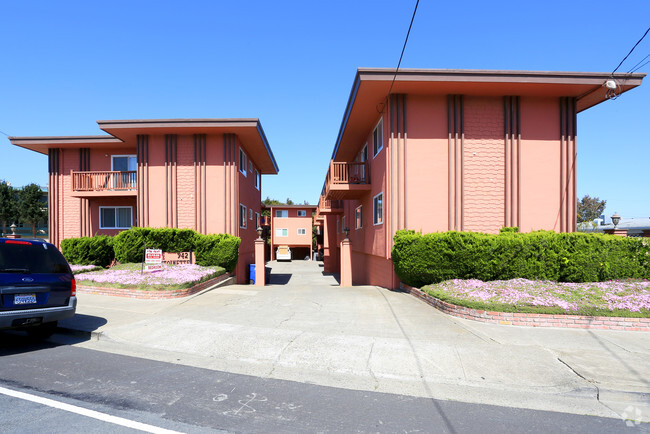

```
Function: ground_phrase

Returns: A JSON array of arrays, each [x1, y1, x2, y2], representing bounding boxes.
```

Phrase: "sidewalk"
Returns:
[[59, 261, 650, 424]]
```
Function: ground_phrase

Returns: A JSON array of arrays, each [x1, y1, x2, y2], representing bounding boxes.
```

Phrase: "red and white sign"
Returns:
[[144, 248, 163, 272]]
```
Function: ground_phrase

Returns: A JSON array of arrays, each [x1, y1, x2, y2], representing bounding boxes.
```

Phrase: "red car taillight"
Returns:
[[71, 278, 77, 297]]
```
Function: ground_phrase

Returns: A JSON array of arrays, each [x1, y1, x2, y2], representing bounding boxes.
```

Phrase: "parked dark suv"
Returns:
[[0, 238, 77, 338]]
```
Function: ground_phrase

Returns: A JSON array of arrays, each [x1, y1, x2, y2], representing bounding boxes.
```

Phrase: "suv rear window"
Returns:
[[0, 241, 71, 274]]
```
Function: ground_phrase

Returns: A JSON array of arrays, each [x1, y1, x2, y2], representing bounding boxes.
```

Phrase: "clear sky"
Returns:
[[1, 1, 649, 219]]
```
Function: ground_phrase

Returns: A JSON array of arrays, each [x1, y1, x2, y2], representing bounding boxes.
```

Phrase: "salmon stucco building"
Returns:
[[10, 119, 278, 283], [315, 68, 645, 289], [267, 205, 317, 261]]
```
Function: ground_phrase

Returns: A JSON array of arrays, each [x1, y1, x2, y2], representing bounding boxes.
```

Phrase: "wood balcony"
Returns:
[[318, 195, 344, 214], [324, 160, 371, 201], [70, 170, 137, 197]]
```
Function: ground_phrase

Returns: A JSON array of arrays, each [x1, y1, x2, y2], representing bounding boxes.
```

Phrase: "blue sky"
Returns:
[[1, 1, 649, 219]]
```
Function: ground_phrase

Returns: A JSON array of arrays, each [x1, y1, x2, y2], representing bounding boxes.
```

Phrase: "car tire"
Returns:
[[26, 321, 58, 339]]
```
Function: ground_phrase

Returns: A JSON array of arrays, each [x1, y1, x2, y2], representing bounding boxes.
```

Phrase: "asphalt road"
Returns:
[[0, 331, 644, 433]]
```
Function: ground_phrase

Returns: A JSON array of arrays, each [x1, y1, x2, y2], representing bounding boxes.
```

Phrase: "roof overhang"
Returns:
[[9, 136, 123, 155], [98, 118, 279, 174], [331, 68, 645, 161], [10, 118, 279, 175]]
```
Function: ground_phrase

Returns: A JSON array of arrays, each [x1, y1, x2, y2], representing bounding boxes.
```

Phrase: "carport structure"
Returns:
[[266, 204, 317, 261]]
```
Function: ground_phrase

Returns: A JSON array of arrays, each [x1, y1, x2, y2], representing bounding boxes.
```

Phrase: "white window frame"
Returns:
[[255, 212, 260, 228], [239, 204, 247, 229], [373, 192, 383, 225], [239, 148, 247, 177], [110, 155, 137, 172], [254, 169, 260, 190], [297, 210, 307, 217], [249, 208, 253, 220], [355, 205, 363, 230], [297, 228, 307, 235], [99, 206, 133, 230], [275, 228, 288, 237], [372, 118, 383, 158], [275, 210, 288, 218]]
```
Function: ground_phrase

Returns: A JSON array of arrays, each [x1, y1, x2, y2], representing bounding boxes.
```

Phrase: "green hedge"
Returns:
[[112, 227, 199, 263], [392, 230, 650, 287], [194, 233, 241, 272], [61, 235, 115, 267], [61, 228, 240, 272]]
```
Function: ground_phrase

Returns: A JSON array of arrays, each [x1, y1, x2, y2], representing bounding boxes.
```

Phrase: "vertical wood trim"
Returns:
[[459, 95, 464, 231], [447, 95, 453, 231], [389, 95, 395, 257], [402, 94, 408, 229], [504, 97, 511, 227], [560, 98, 566, 232], [516, 96, 521, 229]]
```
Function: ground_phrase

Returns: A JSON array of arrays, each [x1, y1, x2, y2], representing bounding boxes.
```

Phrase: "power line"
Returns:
[[612, 26, 650, 74], [0, 130, 10, 137], [627, 53, 650, 73], [377, 0, 420, 113]]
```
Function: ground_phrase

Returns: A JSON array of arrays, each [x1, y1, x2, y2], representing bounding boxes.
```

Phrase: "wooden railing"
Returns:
[[326, 161, 369, 186], [71, 171, 137, 192], [319, 196, 343, 210]]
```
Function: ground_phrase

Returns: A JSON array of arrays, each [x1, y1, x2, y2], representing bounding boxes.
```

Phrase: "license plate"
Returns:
[[14, 294, 37, 305]]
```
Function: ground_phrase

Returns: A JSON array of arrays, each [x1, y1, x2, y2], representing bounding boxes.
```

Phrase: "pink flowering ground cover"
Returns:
[[74, 263, 225, 290], [422, 278, 650, 317]]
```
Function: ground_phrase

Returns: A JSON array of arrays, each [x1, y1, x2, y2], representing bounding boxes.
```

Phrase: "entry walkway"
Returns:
[[265, 259, 339, 286], [58, 263, 650, 424]]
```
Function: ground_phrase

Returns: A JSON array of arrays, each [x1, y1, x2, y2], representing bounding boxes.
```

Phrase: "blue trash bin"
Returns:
[[249, 264, 256, 284]]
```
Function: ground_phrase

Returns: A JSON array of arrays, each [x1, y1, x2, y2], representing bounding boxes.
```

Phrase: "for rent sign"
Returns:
[[143, 248, 163, 272]]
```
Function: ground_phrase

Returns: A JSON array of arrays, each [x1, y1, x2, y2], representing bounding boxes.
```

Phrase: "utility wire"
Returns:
[[377, 0, 420, 113], [627, 53, 650, 73], [612, 26, 650, 74], [0, 130, 10, 137]]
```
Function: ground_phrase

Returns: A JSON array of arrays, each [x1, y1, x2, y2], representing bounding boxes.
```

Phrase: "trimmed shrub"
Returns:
[[61, 236, 114, 267], [392, 229, 650, 287], [112, 227, 199, 263], [194, 233, 241, 272]]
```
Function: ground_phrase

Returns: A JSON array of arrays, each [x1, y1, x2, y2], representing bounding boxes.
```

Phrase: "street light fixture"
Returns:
[[344, 227, 350, 240], [256, 226, 263, 239], [611, 213, 621, 228]]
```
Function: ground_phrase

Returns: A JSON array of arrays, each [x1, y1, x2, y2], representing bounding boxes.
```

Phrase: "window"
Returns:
[[297, 210, 307, 217], [249, 208, 253, 220], [342, 216, 347, 232], [239, 149, 247, 176], [255, 212, 260, 228], [360, 143, 368, 180], [239, 204, 247, 228], [337, 217, 340, 234], [249, 161, 253, 173], [275, 210, 288, 218], [355, 206, 363, 229], [111, 155, 137, 171], [373, 193, 383, 225], [297, 228, 306, 235], [275, 228, 288, 237], [254, 169, 260, 190], [372, 118, 383, 157], [100, 206, 132, 229]]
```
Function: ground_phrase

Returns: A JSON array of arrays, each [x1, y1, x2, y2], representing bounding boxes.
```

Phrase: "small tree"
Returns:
[[0, 181, 18, 235], [577, 195, 606, 224], [18, 184, 47, 237]]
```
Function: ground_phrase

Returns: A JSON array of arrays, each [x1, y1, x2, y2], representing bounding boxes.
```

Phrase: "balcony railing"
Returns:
[[72, 171, 137, 192], [326, 161, 369, 185], [324, 161, 371, 201]]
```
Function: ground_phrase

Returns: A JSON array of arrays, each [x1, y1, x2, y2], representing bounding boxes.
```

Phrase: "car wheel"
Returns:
[[26, 321, 58, 339]]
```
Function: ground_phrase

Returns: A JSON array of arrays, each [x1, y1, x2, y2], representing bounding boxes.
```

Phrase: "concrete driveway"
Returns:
[[62, 260, 650, 422]]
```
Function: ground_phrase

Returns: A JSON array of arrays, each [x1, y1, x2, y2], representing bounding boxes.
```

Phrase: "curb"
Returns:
[[76, 273, 233, 299], [401, 284, 650, 332]]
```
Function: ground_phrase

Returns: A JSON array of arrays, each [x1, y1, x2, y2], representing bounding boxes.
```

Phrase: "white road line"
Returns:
[[0, 386, 183, 434]]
